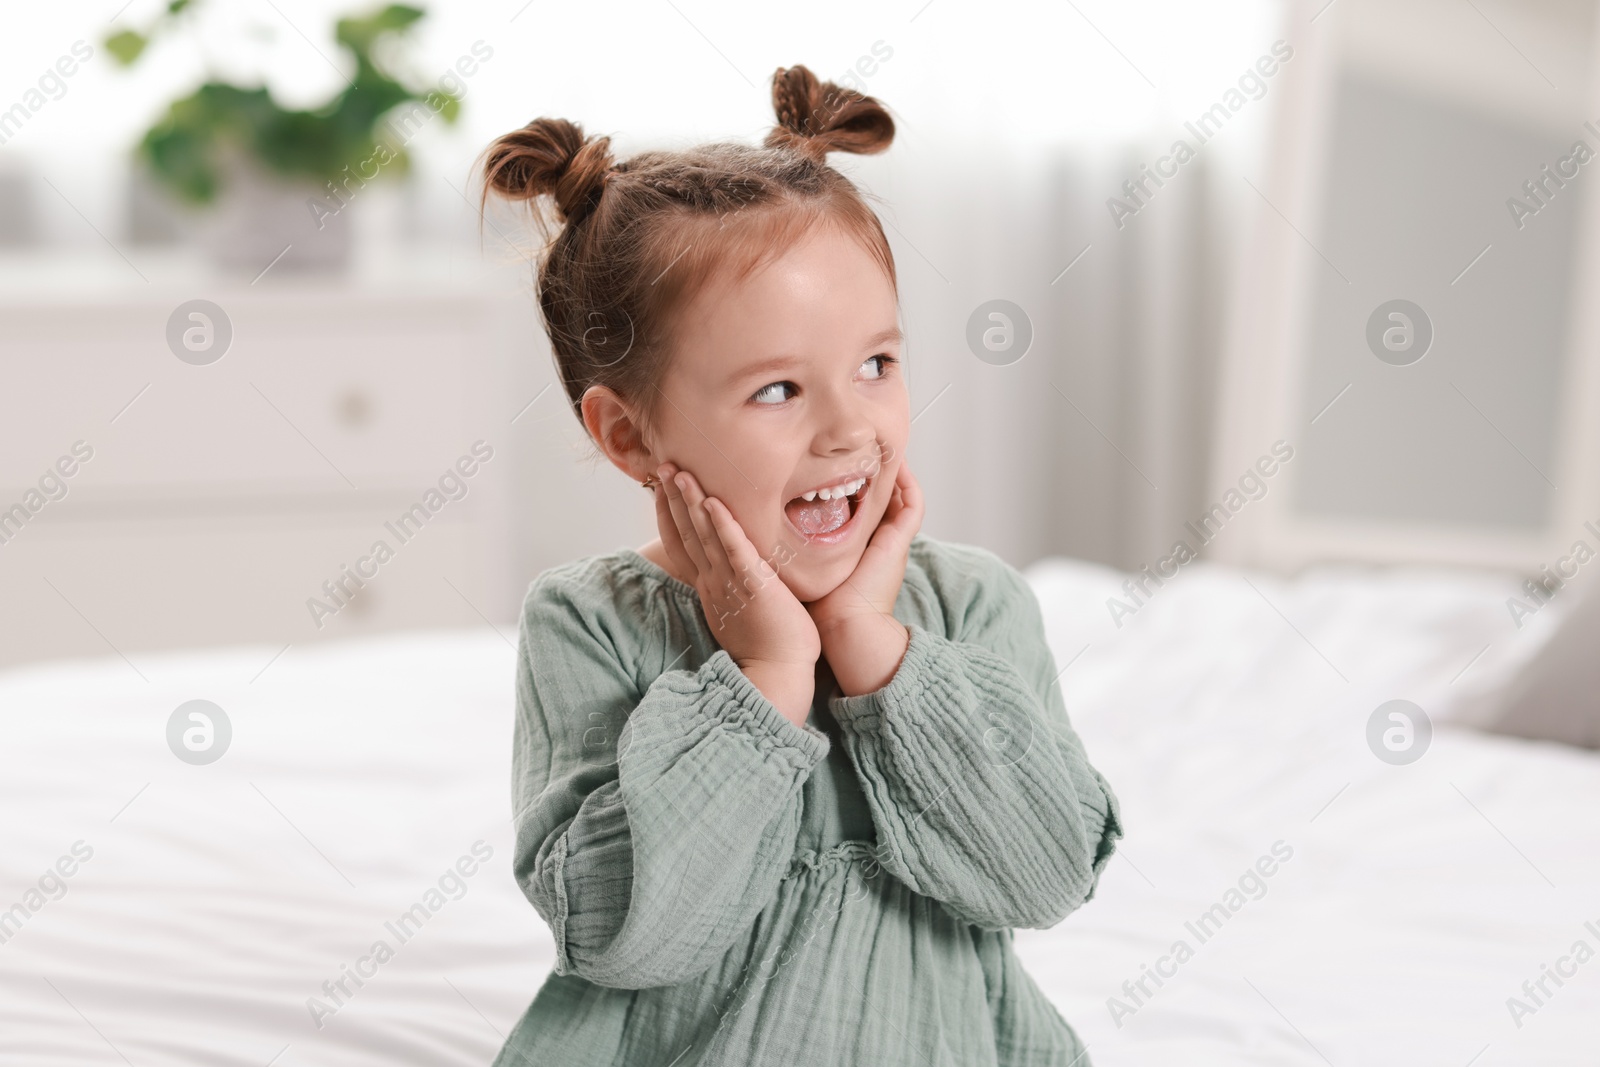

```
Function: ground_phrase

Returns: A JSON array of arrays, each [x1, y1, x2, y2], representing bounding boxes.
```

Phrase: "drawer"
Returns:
[[0, 505, 518, 670], [0, 288, 528, 494]]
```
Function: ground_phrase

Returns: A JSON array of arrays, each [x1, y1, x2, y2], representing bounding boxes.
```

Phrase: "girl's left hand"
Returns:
[[806, 460, 925, 695]]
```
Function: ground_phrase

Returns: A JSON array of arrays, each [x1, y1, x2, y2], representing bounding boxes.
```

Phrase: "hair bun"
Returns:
[[764, 65, 894, 162], [481, 117, 614, 223]]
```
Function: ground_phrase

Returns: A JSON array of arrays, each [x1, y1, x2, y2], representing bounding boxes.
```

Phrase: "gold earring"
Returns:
[[641, 474, 660, 491]]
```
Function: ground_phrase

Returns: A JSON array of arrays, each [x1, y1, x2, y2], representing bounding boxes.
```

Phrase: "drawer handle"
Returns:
[[336, 389, 373, 428]]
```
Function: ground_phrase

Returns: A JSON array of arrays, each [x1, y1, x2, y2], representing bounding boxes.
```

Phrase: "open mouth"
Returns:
[[783, 474, 870, 542]]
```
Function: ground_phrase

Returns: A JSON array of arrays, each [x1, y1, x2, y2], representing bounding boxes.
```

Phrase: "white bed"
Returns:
[[3, 556, 1597, 1065]]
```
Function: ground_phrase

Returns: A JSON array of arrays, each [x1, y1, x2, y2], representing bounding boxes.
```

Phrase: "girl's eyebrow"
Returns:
[[726, 326, 904, 388], [728, 354, 805, 388]]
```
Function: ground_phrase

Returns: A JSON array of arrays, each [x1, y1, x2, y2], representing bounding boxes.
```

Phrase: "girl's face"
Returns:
[[647, 221, 909, 603]]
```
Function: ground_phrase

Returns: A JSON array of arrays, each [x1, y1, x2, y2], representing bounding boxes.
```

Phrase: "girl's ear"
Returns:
[[580, 385, 655, 482]]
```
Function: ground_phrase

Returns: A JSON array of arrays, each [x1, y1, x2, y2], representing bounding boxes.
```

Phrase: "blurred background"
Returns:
[[0, 0, 1292, 666], [6, 0, 1593, 668], [7, 0, 1596, 669], [7, 2, 1600, 1065]]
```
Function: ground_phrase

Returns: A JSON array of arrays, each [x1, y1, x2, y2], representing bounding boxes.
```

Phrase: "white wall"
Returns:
[[1, 0, 1283, 621]]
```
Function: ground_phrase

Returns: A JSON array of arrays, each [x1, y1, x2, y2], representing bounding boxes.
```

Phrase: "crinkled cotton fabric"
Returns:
[[494, 535, 1123, 1067]]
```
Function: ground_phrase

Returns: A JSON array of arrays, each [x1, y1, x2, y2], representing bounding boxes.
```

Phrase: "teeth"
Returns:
[[797, 477, 867, 504]]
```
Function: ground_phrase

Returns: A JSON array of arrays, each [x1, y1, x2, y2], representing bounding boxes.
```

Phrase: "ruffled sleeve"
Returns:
[[828, 544, 1122, 931], [511, 569, 832, 988]]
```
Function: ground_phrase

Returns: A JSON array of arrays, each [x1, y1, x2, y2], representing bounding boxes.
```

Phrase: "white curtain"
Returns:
[[873, 141, 1237, 573]]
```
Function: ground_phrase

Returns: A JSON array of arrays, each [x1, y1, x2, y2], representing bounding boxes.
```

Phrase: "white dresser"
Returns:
[[0, 247, 637, 671]]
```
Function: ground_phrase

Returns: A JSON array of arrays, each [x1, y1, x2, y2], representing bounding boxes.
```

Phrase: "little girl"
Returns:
[[480, 64, 1123, 1067]]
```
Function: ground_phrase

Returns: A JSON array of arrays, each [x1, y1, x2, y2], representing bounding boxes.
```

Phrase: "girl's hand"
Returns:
[[654, 463, 820, 726], [806, 460, 925, 696]]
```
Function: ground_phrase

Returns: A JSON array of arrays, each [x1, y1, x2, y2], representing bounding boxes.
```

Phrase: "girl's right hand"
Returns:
[[654, 463, 819, 726]]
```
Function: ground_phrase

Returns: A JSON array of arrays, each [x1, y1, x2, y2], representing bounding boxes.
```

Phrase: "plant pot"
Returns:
[[199, 161, 353, 275]]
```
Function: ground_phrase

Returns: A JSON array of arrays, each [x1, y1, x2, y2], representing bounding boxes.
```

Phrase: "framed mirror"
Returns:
[[1210, 0, 1600, 572]]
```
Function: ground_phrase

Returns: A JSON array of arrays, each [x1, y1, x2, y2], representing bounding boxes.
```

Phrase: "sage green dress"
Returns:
[[494, 535, 1123, 1067]]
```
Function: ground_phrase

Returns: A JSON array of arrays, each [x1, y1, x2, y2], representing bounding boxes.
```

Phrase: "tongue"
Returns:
[[786, 494, 850, 536]]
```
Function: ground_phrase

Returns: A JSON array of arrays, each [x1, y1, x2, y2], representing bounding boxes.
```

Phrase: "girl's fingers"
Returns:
[[704, 496, 774, 586], [675, 472, 733, 583], [876, 460, 924, 546], [661, 465, 710, 574], [653, 479, 698, 579], [896, 462, 925, 527]]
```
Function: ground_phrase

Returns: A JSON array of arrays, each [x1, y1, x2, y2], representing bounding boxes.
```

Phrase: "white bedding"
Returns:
[[2, 557, 1597, 1065]]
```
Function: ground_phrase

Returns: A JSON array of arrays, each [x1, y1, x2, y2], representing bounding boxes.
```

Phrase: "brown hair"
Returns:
[[478, 64, 897, 440]]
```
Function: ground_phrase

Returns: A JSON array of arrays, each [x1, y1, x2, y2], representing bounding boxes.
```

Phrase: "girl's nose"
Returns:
[[813, 391, 875, 455]]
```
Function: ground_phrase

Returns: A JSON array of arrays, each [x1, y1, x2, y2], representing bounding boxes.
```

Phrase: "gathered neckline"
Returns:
[[619, 547, 702, 602], [620, 539, 935, 607]]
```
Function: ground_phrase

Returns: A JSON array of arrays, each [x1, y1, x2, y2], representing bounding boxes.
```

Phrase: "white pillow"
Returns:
[[1486, 581, 1600, 748]]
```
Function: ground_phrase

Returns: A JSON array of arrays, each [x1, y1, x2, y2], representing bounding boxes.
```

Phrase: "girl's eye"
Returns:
[[751, 356, 896, 404], [860, 354, 898, 380], [751, 381, 797, 405]]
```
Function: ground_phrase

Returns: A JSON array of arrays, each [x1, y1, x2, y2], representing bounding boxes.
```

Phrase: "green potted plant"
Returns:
[[107, 0, 460, 272]]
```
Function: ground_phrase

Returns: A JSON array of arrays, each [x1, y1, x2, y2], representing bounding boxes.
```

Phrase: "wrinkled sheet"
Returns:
[[1, 558, 1595, 1065]]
